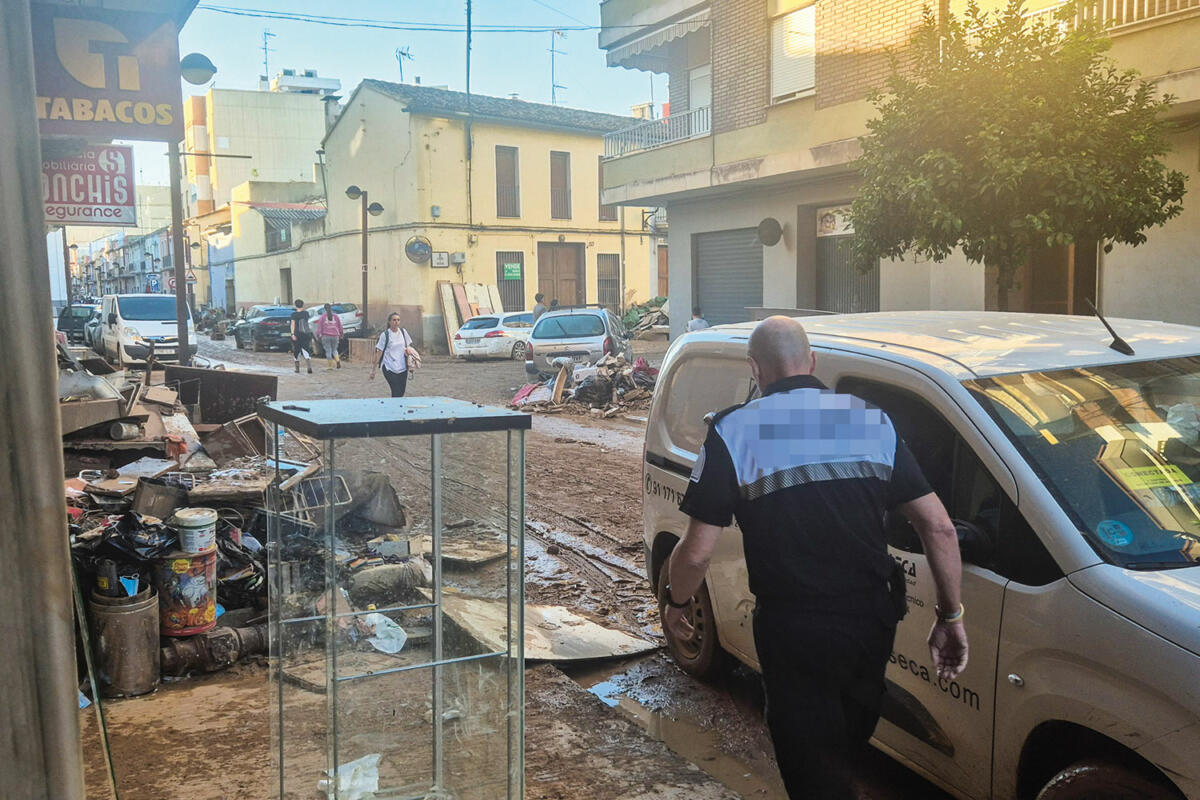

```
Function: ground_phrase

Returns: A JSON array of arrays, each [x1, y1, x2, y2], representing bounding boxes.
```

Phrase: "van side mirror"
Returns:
[[107, 312, 118, 326]]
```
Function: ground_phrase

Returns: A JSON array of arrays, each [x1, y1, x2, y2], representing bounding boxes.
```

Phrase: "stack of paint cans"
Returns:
[[154, 508, 219, 636]]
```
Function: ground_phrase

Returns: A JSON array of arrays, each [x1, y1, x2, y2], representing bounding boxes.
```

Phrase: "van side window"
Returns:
[[838, 378, 1061, 584], [662, 356, 752, 454]]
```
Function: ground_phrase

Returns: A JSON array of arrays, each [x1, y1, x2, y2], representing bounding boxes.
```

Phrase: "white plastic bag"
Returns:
[[318, 753, 381, 800], [364, 612, 408, 654]]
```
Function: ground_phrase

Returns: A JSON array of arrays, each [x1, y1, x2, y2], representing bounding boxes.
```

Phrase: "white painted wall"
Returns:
[[1101, 130, 1200, 325], [880, 252, 984, 312]]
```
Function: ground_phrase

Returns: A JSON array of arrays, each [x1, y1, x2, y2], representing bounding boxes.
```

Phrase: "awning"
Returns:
[[247, 204, 327, 229], [606, 11, 710, 72]]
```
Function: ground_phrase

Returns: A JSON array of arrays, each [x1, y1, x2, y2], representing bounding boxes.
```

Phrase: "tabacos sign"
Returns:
[[31, 5, 184, 141]]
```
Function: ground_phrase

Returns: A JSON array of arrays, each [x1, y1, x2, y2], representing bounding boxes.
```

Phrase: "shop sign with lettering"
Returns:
[[42, 144, 136, 226], [31, 5, 184, 141]]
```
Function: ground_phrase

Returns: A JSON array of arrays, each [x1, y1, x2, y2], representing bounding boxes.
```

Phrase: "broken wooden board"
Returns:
[[413, 534, 510, 567], [487, 285, 505, 315], [141, 385, 179, 407], [187, 471, 272, 503], [451, 282, 472, 326], [160, 412, 217, 470], [551, 365, 569, 404], [117, 457, 176, 479], [84, 476, 139, 497], [429, 590, 658, 662]]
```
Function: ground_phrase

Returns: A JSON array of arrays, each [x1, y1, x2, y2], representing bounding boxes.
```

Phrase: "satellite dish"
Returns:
[[757, 217, 782, 247]]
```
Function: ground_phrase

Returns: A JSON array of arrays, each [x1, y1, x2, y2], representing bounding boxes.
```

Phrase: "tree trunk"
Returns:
[[990, 259, 1017, 312]]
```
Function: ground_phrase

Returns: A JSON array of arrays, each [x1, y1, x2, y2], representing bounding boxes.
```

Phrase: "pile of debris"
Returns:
[[623, 297, 669, 339], [510, 355, 658, 418]]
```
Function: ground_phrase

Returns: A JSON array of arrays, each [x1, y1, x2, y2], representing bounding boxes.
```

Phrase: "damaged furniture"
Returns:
[[260, 397, 529, 800]]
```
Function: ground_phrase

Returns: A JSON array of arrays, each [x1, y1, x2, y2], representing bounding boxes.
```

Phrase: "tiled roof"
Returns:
[[361, 79, 637, 134]]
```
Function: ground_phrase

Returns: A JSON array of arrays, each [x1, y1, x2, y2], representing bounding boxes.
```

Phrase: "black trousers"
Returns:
[[382, 367, 408, 398], [753, 598, 897, 800]]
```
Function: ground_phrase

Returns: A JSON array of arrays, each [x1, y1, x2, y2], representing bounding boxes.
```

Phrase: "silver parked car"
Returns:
[[525, 306, 633, 377]]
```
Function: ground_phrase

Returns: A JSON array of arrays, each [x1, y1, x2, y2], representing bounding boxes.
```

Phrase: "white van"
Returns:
[[100, 294, 196, 365], [644, 311, 1200, 800]]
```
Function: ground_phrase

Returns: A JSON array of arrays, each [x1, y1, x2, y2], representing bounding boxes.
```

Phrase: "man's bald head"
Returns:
[[747, 316, 813, 387]]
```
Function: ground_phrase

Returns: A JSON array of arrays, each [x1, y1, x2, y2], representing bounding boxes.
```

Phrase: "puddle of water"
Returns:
[[571, 659, 788, 800]]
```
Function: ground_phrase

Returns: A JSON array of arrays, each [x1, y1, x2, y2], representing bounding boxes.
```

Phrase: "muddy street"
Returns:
[[81, 335, 947, 800]]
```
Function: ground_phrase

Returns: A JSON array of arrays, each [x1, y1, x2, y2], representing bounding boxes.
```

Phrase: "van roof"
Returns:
[[704, 311, 1200, 378]]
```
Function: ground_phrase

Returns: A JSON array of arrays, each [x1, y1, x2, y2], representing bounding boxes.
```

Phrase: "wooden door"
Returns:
[[657, 244, 669, 298], [536, 242, 585, 306]]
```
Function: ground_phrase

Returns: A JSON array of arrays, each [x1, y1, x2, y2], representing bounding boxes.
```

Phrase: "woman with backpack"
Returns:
[[369, 312, 421, 397]]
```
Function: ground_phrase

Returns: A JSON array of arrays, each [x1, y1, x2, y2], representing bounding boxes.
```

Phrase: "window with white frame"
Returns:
[[770, 5, 815, 103]]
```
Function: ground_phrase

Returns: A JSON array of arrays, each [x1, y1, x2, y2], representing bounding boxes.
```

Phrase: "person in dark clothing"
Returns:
[[289, 298, 313, 374], [533, 293, 548, 322], [665, 316, 968, 800]]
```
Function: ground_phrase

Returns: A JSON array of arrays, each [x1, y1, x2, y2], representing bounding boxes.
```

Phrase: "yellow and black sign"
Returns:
[[32, 5, 184, 142]]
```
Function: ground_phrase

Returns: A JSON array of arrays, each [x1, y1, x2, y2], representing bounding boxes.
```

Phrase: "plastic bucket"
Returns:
[[171, 507, 218, 554], [153, 548, 218, 636], [89, 587, 161, 697]]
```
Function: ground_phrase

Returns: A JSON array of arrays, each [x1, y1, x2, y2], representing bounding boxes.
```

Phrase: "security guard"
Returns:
[[665, 316, 968, 799]]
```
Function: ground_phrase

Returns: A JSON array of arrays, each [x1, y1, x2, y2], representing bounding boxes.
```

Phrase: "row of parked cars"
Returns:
[[231, 303, 363, 352], [57, 294, 198, 365], [451, 305, 634, 376]]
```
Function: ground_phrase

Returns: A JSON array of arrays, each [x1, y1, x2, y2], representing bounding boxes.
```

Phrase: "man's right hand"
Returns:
[[929, 620, 968, 681]]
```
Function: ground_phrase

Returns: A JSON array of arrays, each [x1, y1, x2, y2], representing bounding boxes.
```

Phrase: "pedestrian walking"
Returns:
[[664, 316, 968, 800], [533, 293, 548, 322], [315, 303, 344, 370], [369, 312, 421, 397], [687, 306, 710, 332], [290, 298, 313, 374]]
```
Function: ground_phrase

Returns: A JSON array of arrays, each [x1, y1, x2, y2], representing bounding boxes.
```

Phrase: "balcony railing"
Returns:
[[1026, 0, 1198, 30], [604, 106, 711, 158]]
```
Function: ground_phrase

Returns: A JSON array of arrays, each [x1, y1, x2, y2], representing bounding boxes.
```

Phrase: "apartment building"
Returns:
[[226, 80, 659, 349], [599, 0, 1200, 335]]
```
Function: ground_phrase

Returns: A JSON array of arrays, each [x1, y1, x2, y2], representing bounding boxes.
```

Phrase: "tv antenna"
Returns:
[[549, 29, 567, 105], [395, 47, 414, 82], [262, 29, 277, 80]]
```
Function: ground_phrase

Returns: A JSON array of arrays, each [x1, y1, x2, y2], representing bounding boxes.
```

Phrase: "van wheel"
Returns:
[[657, 566, 728, 680], [511, 341, 527, 361], [1036, 759, 1181, 800]]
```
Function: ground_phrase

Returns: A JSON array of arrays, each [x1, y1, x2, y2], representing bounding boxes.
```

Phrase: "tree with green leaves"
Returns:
[[849, 0, 1187, 310]]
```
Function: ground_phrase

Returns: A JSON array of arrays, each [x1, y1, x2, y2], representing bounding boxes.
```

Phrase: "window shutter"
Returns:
[[770, 6, 815, 102], [496, 146, 520, 217], [550, 151, 571, 220]]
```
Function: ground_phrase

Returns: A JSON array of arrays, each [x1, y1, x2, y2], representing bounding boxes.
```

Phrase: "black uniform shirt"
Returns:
[[679, 375, 931, 608]]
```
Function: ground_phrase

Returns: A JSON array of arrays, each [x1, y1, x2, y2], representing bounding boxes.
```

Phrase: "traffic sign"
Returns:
[[185, 269, 197, 283], [167, 276, 176, 291], [147, 276, 160, 291]]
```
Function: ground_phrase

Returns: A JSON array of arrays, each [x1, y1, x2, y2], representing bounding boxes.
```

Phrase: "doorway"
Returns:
[[657, 244, 669, 298], [536, 242, 585, 306], [280, 268, 292, 305]]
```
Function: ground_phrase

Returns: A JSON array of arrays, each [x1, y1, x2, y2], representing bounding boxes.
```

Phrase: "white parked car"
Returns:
[[453, 311, 534, 360], [644, 311, 1200, 800], [306, 302, 364, 336]]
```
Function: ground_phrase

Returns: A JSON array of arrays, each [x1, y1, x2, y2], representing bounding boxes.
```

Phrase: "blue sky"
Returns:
[[129, 1, 663, 184]]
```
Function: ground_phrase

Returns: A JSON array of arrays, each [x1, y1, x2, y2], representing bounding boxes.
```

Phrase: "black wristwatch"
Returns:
[[663, 585, 690, 609]]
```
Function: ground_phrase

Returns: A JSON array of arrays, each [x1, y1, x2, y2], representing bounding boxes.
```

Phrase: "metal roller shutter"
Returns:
[[816, 235, 879, 313], [695, 229, 763, 326]]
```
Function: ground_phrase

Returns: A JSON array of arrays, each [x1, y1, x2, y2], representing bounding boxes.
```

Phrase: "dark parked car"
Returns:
[[233, 306, 295, 351], [57, 304, 98, 344]]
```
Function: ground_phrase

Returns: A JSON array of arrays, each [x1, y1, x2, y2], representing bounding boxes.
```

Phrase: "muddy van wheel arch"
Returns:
[[656, 562, 729, 680], [1035, 758, 1182, 800]]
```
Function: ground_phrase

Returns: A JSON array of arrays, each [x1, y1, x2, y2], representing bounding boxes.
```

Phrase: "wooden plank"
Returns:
[[142, 386, 178, 407], [430, 591, 657, 662], [451, 282, 472, 323], [551, 364, 569, 404], [488, 284, 506, 313], [438, 281, 461, 356], [117, 457, 176, 479]]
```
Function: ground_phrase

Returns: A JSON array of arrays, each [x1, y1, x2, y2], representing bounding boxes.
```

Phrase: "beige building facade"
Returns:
[[599, 0, 1200, 337], [227, 81, 660, 350]]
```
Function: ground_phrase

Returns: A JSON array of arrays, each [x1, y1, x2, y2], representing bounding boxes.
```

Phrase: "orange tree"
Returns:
[[849, 0, 1186, 310]]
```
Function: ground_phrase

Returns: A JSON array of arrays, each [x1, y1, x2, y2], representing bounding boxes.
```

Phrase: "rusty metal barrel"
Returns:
[[89, 587, 161, 698]]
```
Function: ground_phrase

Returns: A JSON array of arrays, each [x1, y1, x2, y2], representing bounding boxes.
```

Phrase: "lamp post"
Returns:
[[66, 240, 77, 304], [346, 185, 384, 331]]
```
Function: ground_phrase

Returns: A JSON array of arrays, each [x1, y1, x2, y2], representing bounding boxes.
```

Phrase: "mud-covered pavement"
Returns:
[[82, 334, 948, 799]]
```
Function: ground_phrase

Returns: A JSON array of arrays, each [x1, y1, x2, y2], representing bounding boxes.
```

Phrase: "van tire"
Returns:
[[656, 567, 728, 680], [1036, 759, 1180, 800]]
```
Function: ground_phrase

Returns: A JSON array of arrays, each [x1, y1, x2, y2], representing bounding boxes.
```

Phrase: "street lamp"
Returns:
[[346, 185, 385, 330]]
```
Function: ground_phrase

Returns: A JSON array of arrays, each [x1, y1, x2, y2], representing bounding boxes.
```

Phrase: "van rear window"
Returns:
[[662, 355, 754, 454]]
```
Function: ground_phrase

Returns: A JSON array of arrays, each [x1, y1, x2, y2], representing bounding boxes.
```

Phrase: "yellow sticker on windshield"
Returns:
[[1113, 465, 1193, 490]]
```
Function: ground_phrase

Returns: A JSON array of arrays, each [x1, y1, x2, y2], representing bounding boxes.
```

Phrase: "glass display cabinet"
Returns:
[[260, 397, 529, 800]]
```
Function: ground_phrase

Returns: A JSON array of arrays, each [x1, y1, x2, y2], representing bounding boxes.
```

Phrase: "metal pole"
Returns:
[[61, 228, 72, 306], [361, 191, 369, 332], [168, 140, 191, 365], [0, 0, 86, 795], [431, 433, 444, 794]]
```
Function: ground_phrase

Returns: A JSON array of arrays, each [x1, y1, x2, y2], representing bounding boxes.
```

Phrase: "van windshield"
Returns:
[[117, 296, 188, 321], [965, 356, 1200, 569], [532, 314, 605, 339]]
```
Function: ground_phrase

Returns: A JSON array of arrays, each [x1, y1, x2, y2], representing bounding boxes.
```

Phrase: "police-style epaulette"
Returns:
[[703, 401, 747, 427]]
